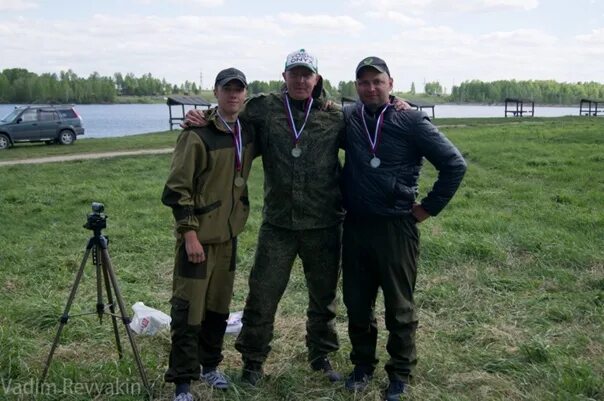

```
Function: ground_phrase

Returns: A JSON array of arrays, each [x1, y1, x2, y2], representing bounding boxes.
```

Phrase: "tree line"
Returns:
[[1, 68, 602, 105], [0, 68, 201, 104], [449, 80, 604, 105]]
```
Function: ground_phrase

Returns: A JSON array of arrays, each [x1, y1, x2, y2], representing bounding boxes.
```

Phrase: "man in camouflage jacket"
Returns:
[[233, 49, 345, 384]]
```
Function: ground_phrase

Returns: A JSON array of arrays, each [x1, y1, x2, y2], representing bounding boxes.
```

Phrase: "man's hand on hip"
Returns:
[[411, 203, 430, 223]]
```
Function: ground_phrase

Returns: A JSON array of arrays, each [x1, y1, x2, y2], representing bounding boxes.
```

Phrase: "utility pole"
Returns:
[[200, 71, 203, 91]]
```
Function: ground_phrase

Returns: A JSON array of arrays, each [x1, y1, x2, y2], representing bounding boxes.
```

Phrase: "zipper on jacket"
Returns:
[[228, 162, 236, 239]]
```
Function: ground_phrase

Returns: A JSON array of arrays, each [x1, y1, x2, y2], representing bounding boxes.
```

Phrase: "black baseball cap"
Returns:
[[355, 56, 390, 78], [215, 67, 247, 88]]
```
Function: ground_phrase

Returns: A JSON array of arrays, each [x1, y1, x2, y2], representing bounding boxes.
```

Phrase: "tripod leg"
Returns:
[[95, 245, 104, 323], [100, 247, 151, 397], [41, 244, 93, 384], [101, 250, 124, 359]]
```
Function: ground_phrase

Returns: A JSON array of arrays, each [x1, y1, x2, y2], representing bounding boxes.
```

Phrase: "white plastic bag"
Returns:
[[226, 311, 243, 335], [129, 302, 171, 335]]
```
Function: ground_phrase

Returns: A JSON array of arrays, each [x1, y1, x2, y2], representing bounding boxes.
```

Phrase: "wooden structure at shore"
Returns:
[[167, 95, 212, 129], [407, 100, 435, 118], [504, 98, 534, 117], [340, 96, 436, 118], [579, 99, 604, 116]]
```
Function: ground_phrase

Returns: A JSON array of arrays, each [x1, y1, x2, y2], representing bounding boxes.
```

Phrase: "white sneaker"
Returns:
[[201, 369, 229, 389], [173, 392, 193, 401]]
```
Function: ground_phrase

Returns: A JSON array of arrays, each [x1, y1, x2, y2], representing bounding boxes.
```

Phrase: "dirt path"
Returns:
[[0, 148, 173, 167]]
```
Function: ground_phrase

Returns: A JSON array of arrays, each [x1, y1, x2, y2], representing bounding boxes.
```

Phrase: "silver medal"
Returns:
[[291, 147, 302, 158], [370, 157, 381, 168], [234, 176, 245, 187]]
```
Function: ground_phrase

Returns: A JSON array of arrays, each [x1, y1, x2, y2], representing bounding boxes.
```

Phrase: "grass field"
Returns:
[[0, 117, 602, 401]]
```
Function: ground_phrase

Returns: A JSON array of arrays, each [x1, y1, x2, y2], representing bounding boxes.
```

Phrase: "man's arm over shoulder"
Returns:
[[240, 93, 270, 127], [413, 113, 467, 216], [161, 129, 208, 232], [241, 94, 272, 156]]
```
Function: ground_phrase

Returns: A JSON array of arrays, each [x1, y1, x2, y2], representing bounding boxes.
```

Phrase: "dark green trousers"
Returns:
[[342, 214, 419, 382], [164, 238, 236, 383], [235, 222, 341, 366]]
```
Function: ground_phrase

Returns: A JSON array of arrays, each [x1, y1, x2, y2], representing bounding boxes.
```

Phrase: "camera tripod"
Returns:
[[41, 204, 151, 397]]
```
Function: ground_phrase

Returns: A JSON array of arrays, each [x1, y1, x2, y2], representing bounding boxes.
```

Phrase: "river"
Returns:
[[0, 103, 580, 139]]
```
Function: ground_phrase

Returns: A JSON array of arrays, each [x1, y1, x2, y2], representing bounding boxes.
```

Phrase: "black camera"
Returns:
[[84, 202, 107, 233], [91, 202, 105, 214]]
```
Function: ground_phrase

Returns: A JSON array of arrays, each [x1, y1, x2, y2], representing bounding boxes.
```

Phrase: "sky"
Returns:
[[1, 0, 603, 93]]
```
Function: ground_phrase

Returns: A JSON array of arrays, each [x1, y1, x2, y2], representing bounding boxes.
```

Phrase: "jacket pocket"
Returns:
[[394, 182, 417, 202], [194, 200, 221, 215], [230, 196, 250, 237], [196, 200, 224, 243]]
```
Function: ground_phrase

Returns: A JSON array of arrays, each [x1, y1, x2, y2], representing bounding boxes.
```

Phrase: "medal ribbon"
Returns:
[[283, 92, 314, 146], [360, 104, 390, 156], [217, 110, 243, 172]]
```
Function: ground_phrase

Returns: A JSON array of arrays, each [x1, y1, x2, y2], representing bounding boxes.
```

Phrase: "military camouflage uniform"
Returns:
[[162, 109, 255, 383], [234, 90, 346, 368]]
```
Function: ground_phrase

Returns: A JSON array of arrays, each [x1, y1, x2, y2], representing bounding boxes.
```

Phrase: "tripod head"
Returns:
[[84, 202, 107, 237]]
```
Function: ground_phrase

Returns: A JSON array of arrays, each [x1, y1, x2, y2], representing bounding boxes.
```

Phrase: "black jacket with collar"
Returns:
[[341, 103, 466, 217]]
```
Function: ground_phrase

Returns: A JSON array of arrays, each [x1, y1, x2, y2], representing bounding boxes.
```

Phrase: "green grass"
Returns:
[[0, 117, 603, 401], [0, 131, 178, 161]]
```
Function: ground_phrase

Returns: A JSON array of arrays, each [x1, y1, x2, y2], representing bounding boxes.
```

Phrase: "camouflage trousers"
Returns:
[[342, 214, 420, 383], [164, 238, 237, 383], [235, 222, 341, 366]]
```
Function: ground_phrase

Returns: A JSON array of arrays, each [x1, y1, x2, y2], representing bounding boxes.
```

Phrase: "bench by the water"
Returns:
[[504, 98, 534, 117], [341, 96, 436, 118], [579, 99, 604, 116], [167, 95, 211, 130], [407, 100, 435, 118]]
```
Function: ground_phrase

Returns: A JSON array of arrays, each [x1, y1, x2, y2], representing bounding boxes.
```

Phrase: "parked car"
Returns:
[[0, 105, 85, 150]]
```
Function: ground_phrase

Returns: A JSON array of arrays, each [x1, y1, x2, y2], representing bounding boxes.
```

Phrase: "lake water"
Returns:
[[0, 103, 579, 139]]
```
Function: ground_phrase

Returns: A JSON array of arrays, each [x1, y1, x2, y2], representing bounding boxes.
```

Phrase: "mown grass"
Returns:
[[0, 116, 602, 401]]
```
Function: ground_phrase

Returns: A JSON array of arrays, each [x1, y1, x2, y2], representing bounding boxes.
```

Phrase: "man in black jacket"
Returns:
[[341, 57, 467, 401]]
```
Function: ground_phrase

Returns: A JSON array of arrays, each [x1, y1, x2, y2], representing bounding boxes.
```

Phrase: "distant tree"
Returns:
[[247, 80, 270, 94], [268, 80, 284, 92], [114, 72, 124, 94], [338, 80, 356, 98], [0, 75, 10, 102], [424, 81, 443, 96], [410, 82, 416, 95], [2, 68, 34, 84]]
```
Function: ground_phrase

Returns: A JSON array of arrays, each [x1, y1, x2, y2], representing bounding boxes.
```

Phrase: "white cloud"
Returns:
[[366, 11, 425, 27], [482, 0, 538, 10], [170, 0, 224, 6], [277, 13, 364, 33], [352, 0, 538, 14], [0, 0, 37, 11], [575, 28, 604, 44], [481, 29, 557, 47], [437, 0, 539, 12], [351, 0, 429, 8]]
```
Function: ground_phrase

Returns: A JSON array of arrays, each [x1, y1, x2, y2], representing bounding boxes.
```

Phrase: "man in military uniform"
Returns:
[[162, 68, 255, 401], [234, 49, 344, 385]]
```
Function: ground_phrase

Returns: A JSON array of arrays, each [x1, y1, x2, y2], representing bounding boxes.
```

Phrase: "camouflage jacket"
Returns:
[[161, 108, 255, 243], [242, 92, 345, 230]]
